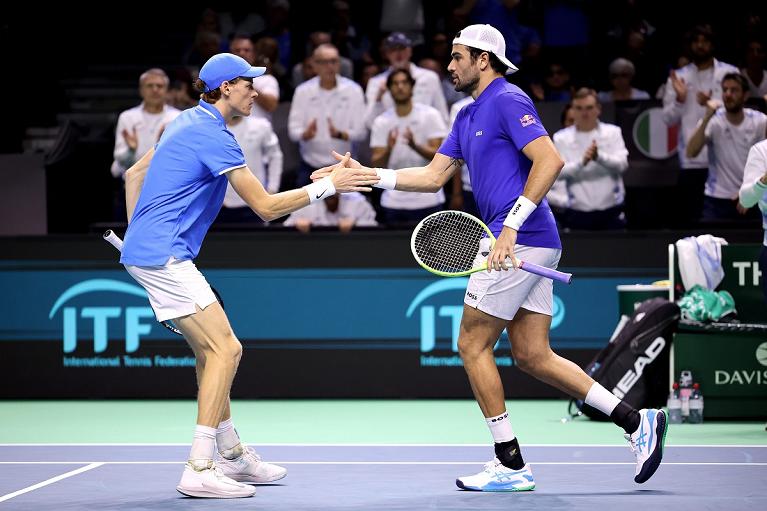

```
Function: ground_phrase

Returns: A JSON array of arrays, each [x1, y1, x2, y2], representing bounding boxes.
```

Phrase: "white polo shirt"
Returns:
[[365, 63, 448, 127], [287, 76, 367, 167], [111, 103, 181, 178], [371, 104, 447, 210], [283, 192, 378, 227], [703, 108, 767, 199], [223, 116, 283, 208]]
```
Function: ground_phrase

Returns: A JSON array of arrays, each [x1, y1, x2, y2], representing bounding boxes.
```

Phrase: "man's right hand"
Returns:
[[705, 98, 722, 116], [326, 152, 380, 192], [387, 128, 399, 149], [302, 119, 318, 140], [670, 70, 687, 103], [122, 127, 138, 151], [582, 140, 598, 166]]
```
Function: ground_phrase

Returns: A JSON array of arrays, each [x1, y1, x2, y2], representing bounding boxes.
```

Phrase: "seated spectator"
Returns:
[[230, 34, 280, 121], [598, 58, 651, 102], [288, 44, 366, 187], [553, 88, 629, 230], [283, 193, 377, 232], [742, 39, 767, 101], [370, 68, 447, 225], [217, 115, 283, 224], [686, 73, 767, 221]]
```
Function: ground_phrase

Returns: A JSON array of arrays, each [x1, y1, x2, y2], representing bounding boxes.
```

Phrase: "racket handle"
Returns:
[[519, 260, 573, 284], [103, 230, 124, 253]]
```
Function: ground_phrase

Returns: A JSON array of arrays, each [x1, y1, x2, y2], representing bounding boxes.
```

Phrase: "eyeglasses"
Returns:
[[314, 58, 340, 65]]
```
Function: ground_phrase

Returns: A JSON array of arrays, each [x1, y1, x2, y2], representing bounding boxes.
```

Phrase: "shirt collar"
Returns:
[[196, 100, 225, 125], [473, 77, 506, 107]]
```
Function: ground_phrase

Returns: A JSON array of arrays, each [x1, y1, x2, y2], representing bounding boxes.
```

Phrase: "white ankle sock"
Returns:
[[216, 418, 242, 455], [189, 425, 216, 463], [486, 411, 515, 443], [584, 382, 620, 416]]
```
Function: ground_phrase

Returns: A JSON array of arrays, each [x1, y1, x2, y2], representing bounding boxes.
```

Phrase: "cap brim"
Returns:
[[497, 55, 519, 75], [243, 66, 267, 78]]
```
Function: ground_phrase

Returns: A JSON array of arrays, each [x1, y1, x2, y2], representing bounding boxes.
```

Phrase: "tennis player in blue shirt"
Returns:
[[120, 53, 378, 498], [314, 24, 667, 491]]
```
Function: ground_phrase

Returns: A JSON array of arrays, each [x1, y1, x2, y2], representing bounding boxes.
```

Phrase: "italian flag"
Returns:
[[633, 107, 678, 159]]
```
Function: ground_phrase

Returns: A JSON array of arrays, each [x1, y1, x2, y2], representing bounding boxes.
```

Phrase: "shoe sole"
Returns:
[[455, 479, 535, 492], [634, 409, 668, 484], [235, 471, 288, 484], [176, 486, 255, 498]]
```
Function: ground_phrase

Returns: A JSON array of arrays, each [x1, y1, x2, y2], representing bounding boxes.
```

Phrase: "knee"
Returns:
[[208, 334, 243, 367], [512, 347, 552, 375]]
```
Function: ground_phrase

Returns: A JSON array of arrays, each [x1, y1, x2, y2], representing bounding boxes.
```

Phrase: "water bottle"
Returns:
[[667, 382, 683, 424], [688, 383, 704, 424], [678, 371, 693, 421]]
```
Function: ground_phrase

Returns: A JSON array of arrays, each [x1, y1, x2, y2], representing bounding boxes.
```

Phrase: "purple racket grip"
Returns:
[[518, 260, 573, 284]]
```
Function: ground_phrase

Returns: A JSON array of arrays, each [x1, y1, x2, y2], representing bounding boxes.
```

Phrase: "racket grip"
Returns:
[[519, 260, 573, 284], [103, 230, 124, 253]]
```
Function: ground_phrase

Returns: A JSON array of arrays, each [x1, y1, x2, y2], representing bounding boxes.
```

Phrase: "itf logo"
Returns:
[[405, 279, 566, 352], [48, 279, 155, 353]]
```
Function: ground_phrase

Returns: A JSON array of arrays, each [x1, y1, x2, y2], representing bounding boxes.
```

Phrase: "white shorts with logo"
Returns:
[[124, 257, 217, 322], [464, 239, 562, 321]]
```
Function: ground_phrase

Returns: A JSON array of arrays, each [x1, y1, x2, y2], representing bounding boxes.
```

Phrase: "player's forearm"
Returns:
[[392, 166, 444, 192], [254, 189, 311, 221], [739, 176, 767, 208], [686, 117, 711, 158], [124, 148, 154, 222]]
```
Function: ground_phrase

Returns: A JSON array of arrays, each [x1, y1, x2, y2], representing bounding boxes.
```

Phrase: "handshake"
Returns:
[[311, 151, 381, 193]]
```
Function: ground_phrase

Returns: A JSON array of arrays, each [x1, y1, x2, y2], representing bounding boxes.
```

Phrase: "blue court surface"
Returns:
[[1, 444, 765, 510]]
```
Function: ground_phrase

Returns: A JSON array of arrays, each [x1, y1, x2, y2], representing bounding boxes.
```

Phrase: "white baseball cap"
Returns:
[[453, 24, 518, 75]]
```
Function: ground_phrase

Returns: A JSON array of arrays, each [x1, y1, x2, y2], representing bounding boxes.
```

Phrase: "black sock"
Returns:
[[611, 401, 640, 434], [494, 438, 525, 470]]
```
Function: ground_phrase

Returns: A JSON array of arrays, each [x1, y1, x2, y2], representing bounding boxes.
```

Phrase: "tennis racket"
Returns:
[[102, 230, 225, 335], [410, 211, 573, 284]]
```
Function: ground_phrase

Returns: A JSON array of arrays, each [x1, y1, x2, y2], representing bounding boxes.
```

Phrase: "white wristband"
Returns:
[[374, 168, 397, 190], [503, 196, 537, 231], [304, 176, 336, 203]]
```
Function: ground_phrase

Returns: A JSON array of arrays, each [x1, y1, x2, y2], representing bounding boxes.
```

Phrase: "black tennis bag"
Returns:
[[570, 297, 681, 421]]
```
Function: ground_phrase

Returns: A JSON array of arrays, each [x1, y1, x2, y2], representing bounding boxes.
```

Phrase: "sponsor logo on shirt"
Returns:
[[475, 130, 483, 136], [519, 114, 537, 127]]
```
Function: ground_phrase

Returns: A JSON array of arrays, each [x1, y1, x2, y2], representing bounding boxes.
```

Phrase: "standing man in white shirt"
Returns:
[[553, 88, 629, 229], [217, 115, 284, 224], [365, 32, 448, 128], [687, 73, 767, 221], [370, 68, 447, 225], [662, 24, 738, 225], [288, 43, 367, 187], [229, 34, 279, 121]]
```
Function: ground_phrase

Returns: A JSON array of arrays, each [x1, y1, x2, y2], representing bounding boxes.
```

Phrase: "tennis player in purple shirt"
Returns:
[[315, 24, 667, 491]]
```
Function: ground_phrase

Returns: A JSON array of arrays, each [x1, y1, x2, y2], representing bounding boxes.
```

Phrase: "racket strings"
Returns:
[[414, 212, 486, 273]]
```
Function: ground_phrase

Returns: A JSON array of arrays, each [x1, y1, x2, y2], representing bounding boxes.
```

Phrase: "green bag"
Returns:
[[677, 285, 737, 322]]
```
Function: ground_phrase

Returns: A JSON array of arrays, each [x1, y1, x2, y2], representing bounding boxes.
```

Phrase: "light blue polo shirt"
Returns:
[[121, 100, 246, 266], [438, 77, 561, 249]]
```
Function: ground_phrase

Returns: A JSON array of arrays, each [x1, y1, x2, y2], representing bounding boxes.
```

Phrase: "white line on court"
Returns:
[[0, 461, 764, 466], [0, 462, 103, 503], [1, 443, 765, 448]]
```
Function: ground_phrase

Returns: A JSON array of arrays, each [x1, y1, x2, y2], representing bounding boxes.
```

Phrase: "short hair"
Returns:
[[313, 43, 339, 58], [572, 87, 599, 103], [386, 68, 415, 89], [464, 45, 508, 75], [721, 72, 749, 93], [687, 24, 714, 44], [194, 76, 248, 104], [139, 68, 169, 87], [608, 58, 636, 77]]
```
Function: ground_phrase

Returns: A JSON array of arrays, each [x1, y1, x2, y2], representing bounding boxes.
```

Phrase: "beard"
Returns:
[[691, 50, 713, 65], [454, 73, 479, 93], [724, 102, 743, 114]]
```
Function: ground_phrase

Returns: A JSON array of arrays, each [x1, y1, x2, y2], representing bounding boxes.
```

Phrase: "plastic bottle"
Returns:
[[667, 382, 683, 424], [688, 383, 704, 424], [678, 371, 693, 421]]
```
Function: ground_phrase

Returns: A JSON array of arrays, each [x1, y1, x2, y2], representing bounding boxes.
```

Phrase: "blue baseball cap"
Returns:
[[199, 53, 266, 92], [385, 32, 412, 48]]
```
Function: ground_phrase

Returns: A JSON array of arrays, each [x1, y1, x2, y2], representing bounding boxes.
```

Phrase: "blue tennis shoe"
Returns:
[[456, 458, 535, 491], [626, 408, 668, 483]]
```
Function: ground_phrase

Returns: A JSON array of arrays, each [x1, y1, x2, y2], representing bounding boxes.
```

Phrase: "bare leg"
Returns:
[[175, 302, 242, 428], [507, 308, 593, 400], [457, 305, 508, 417], [190, 345, 232, 425]]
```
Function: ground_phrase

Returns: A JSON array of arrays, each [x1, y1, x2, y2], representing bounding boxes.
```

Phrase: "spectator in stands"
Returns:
[[546, 103, 575, 222], [230, 35, 279, 121], [283, 192, 377, 232], [739, 139, 767, 303], [254, 36, 289, 92], [217, 115, 284, 224], [742, 39, 767, 101], [598, 58, 651, 102], [184, 30, 223, 69], [370, 69, 447, 225], [448, 95, 478, 216], [288, 44, 366, 187], [553, 88, 629, 229], [418, 57, 467, 107], [359, 62, 381, 92], [686, 73, 767, 221], [111, 69, 180, 179], [167, 80, 196, 111], [292, 31, 354, 87], [662, 24, 738, 225], [365, 32, 448, 128], [529, 61, 572, 102]]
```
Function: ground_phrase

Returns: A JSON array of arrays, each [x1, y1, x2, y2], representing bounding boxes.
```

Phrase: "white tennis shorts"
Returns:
[[124, 257, 218, 322], [464, 238, 562, 321]]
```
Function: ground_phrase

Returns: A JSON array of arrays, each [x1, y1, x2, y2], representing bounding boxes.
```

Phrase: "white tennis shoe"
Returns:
[[456, 458, 535, 491], [176, 460, 256, 498], [216, 444, 288, 484], [626, 408, 668, 483]]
